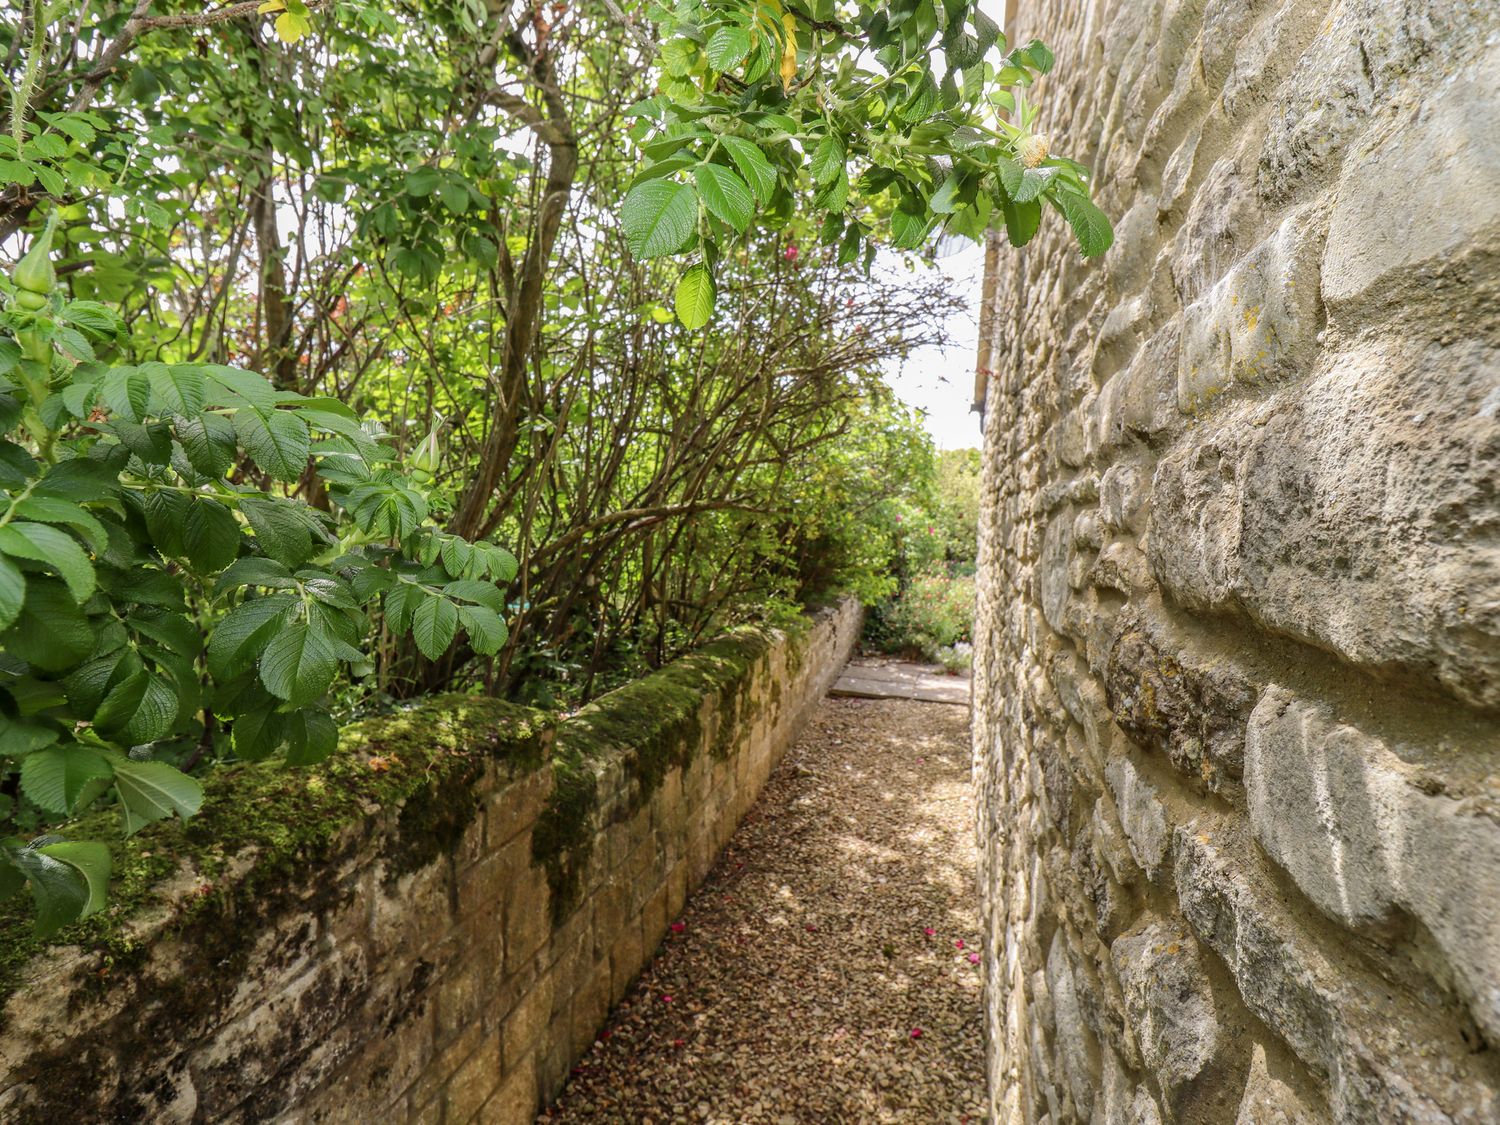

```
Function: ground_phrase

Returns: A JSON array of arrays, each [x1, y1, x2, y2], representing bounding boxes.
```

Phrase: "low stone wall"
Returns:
[[973, 1, 1500, 1122], [0, 598, 861, 1124]]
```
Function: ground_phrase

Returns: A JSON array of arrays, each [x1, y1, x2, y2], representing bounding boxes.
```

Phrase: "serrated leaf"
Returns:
[[890, 206, 933, 250], [693, 163, 754, 233], [5, 846, 90, 936], [258, 620, 337, 707], [175, 411, 237, 478], [0, 712, 59, 756], [810, 135, 845, 187], [240, 496, 314, 566], [458, 604, 509, 656], [1013, 166, 1055, 203], [1001, 195, 1042, 248], [442, 579, 506, 613], [0, 554, 24, 631], [411, 594, 458, 660], [207, 593, 296, 679], [101, 366, 149, 422], [216, 557, 297, 595], [20, 746, 113, 814], [35, 841, 109, 920], [11, 495, 108, 551], [719, 136, 777, 206], [1060, 191, 1114, 258], [674, 264, 716, 330], [5, 577, 93, 671], [440, 536, 472, 577], [146, 363, 205, 415], [182, 498, 241, 572], [705, 25, 752, 70], [621, 179, 699, 259], [233, 404, 310, 481], [111, 757, 203, 836], [283, 707, 338, 766]]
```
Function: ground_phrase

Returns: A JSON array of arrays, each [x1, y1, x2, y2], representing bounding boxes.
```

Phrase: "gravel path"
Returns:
[[539, 696, 985, 1124]]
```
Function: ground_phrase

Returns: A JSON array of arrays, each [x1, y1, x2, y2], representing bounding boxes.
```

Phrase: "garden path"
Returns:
[[537, 695, 984, 1124]]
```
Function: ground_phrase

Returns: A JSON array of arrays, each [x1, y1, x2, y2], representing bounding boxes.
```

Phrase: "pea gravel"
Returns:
[[538, 696, 986, 1124]]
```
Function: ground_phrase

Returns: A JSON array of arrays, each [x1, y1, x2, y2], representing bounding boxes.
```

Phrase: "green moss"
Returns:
[[530, 627, 776, 919], [0, 694, 551, 1022]]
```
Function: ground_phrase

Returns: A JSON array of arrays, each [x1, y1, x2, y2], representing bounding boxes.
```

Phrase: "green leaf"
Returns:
[[719, 136, 777, 206], [0, 553, 24, 631], [0, 522, 94, 603], [1001, 195, 1042, 248], [411, 594, 459, 661], [890, 206, 933, 250], [5, 578, 93, 671], [182, 498, 241, 572], [1013, 167, 1055, 203], [458, 604, 508, 656], [706, 25, 752, 70], [283, 708, 338, 766], [440, 536, 472, 578], [693, 163, 754, 233], [258, 620, 338, 707], [442, 579, 506, 613], [175, 411, 237, 478], [145, 363, 206, 415], [674, 264, 717, 330], [930, 173, 962, 215], [207, 593, 296, 679], [111, 757, 203, 835], [12, 495, 108, 551], [995, 155, 1024, 198], [5, 845, 89, 936], [621, 180, 699, 259], [240, 496, 315, 566], [810, 135, 845, 187], [0, 712, 59, 756], [101, 367, 149, 421], [36, 841, 110, 920], [20, 745, 113, 815], [233, 404, 311, 481], [1060, 191, 1114, 258]]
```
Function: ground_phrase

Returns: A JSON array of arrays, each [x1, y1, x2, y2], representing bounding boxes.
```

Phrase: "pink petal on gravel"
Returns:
[[969, 953, 981, 964], [670, 922, 686, 933], [954, 939, 965, 949], [923, 927, 935, 937], [660, 995, 673, 1004], [910, 1027, 923, 1039]]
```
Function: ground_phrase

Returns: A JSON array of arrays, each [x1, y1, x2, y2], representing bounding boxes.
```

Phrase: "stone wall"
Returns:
[[972, 1, 1500, 1122], [0, 599, 861, 1124]]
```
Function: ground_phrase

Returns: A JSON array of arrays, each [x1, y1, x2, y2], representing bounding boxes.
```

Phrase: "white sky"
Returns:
[[881, 241, 987, 451]]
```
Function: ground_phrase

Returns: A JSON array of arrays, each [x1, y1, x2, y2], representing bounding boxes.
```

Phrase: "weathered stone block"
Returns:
[[1111, 920, 1220, 1111], [1246, 686, 1500, 1040], [1322, 44, 1500, 311], [1177, 204, 1325, 413]]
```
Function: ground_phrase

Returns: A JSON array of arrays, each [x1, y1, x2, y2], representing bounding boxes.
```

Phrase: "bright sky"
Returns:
[[881, 242, 987, 451]]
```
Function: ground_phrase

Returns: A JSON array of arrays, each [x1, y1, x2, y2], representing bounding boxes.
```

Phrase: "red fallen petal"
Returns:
[[969, 953, 981, 964], [673, 1038, 686, 1047], [601, 1030, 613, 1039], [910, 1028, 923, 1039], [805, 923, 818, 932], [955, 939, 965, 949], [661, 995, 673, 1003], [670, 922, 686, 933], [923, 927, 935, 936]]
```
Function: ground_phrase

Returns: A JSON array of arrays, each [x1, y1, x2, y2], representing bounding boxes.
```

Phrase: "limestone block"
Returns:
[[1046, 930, 1099, 1120], [1246, 686, 1500, 1040], [1323, 44, 1500, 310], [442, 1031, 501, 1124], [1235, 1042, 1324, 1124], [1177, 204, 1325, 413], [478, 1057, 538, 1125], [1150, 335, 1500, 709], [1171, 157, 1260, 304], [1104, 757, 1171, 879], [1111, 920, 1220, 1109], [1087, 319, 1181, 458], [1173, 823, 1499, 1121]]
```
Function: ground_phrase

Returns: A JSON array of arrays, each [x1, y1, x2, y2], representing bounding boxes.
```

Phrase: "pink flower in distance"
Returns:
[[784, 244, 799, 262]]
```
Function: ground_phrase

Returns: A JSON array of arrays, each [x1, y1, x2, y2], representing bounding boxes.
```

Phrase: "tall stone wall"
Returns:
[[972, 2, 1500, 1121], [0, 600, 860, 1124]]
